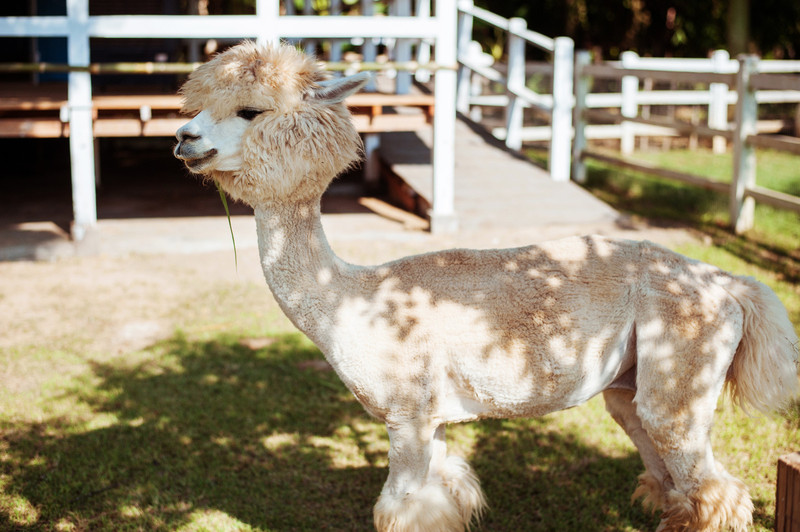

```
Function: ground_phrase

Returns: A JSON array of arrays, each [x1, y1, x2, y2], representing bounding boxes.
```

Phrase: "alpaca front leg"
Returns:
[[374, 424, 484, 532]]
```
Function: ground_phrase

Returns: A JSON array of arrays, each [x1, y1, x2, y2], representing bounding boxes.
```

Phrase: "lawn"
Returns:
[[2, 146, 800, 531]]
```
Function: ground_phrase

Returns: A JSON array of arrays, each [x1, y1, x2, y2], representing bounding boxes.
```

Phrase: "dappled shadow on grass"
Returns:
[[470, 418, 661, 532], [1, 333, 386, 531], [3, 332, 780, 530]]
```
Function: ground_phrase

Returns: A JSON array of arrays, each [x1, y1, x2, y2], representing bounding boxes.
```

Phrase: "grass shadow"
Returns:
[[1, 333, 385, 530]]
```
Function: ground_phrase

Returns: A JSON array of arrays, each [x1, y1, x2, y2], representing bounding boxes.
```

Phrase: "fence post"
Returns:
[[620, 51, 639, 156], [572, 50, 591, 184], [394, 0, 412, 94], [731, 54, 758, 234], [66, 0, 96, 242], [431, 0, 458, 233], [709, 49, 730, 154], [504, 17, 526, 151], [455, 0, 473, 114], [549, 37, 574, 182], [414, 0, 432, 83]]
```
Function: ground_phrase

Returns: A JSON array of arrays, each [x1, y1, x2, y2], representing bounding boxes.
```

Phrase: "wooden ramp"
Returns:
[[380, 117, 621, 233]]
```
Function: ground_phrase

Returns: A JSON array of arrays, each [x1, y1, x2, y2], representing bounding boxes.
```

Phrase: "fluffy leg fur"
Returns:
[[656, 472, 753, 532], [375, 425, 485, 532]]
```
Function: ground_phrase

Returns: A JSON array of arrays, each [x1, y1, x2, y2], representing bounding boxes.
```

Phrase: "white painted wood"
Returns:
[[504, 17, 526, 151], [549, 36, 573, 182], [414, 0, 432, 83], [455, 0, 474, 114], [731, 55, 758, 234], [620, 51, 638, 155], [709, 50, 730, 154], [393, 0, 412, 94], [572, 50, 591, 183], [363, 132, 381, 190], [431, 0, 458, 233], [66, 0, 96, 241]]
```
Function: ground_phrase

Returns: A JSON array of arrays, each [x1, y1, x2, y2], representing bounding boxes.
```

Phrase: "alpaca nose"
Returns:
[[176, 126, 200, 143]]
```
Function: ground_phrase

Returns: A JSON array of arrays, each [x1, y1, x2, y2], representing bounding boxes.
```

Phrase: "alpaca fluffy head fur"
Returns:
[[175, 41, 367, 206]]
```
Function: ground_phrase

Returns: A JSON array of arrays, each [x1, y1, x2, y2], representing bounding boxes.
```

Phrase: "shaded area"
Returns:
[[0, 331, 747, 531], [0, 137, 373, 229]]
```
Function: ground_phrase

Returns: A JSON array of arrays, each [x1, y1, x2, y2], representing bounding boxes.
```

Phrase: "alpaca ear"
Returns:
[[307, 72, 371, 104]]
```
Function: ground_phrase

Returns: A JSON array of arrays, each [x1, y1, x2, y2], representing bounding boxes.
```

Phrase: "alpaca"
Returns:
[[174, 42, 799, 532]]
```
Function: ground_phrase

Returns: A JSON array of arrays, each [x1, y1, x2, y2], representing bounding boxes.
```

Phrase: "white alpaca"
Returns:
[[174, 42, 799, 532]]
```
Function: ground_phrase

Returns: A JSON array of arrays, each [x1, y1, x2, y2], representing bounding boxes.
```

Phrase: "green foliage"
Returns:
[[474, 0, 799, 59]]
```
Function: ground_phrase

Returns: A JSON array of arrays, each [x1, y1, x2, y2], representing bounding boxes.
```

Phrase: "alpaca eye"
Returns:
[[236, 108, 264, 121]]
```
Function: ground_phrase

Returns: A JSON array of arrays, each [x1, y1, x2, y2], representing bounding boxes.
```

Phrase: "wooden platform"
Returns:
[[380, 116, 621, 232], [0, 83, 434, 138]]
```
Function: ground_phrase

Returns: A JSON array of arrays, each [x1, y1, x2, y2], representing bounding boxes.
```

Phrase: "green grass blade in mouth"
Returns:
[[215, 181, 238, 272]]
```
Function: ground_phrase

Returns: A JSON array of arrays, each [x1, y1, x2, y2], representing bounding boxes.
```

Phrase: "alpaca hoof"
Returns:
[[656, 475, 753, 532], [374, 482, 465, 532]]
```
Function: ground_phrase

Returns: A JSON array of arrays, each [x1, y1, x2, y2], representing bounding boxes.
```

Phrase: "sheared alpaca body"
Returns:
[[174, 42, 799, 532]]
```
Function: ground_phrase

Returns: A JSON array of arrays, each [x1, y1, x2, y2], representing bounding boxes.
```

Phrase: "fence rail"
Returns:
[[453, 6, 800, 234], [571, 51, 800, 233]]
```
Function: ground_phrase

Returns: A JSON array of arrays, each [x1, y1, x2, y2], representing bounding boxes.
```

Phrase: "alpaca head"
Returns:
[[174, 41, 369, 206]]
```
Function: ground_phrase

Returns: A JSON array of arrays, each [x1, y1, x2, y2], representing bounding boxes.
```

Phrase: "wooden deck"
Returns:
[[380, 116, 621, 233], [0, 83, 434, 138]]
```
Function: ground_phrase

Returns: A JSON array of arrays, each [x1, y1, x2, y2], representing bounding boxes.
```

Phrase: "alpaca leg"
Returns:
[[603, 388, 674, 511], [634, 371, 753, 531], [374, 423, 485, 532]]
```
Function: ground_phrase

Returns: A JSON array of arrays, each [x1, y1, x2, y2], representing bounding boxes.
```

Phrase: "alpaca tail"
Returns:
[[725, 276, 799, 414]]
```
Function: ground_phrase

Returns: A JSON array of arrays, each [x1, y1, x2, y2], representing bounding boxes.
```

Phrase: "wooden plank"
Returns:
[[746, 186, 800, 214], [751, 73, 800, 92], [747, 133, 800, 155], [776, 452, 800, 532], [0, 118, 67, 137], [584, 109, 733, 140], [582, 63, 735, 85], [581, 150, 731, 193]]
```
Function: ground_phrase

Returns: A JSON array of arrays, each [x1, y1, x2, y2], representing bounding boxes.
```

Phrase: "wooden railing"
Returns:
[[455, 0, 574, 182], [572, 52, 800, 233]]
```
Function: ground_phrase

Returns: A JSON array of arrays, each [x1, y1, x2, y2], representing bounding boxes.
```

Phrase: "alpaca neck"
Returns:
[[253, 198, 348, 347]]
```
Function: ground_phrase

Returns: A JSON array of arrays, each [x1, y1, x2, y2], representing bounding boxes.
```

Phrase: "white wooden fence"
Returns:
[[453, 3, 800, 234], [455, 0, 574, 182], [0, 0, 459, 238], [573, 53, 800, 233]]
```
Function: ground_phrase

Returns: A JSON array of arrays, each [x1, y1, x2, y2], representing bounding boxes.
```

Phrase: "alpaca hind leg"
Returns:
[[634, 373, 753, 531], [603, 388, 673, 511], [374, 423, 484, 532]]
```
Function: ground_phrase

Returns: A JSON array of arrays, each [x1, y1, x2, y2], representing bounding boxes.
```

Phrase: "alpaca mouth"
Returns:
[[178, 149, 218, 172]]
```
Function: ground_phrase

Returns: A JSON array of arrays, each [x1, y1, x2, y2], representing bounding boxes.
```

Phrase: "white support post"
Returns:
[[363, 133, 381, 191], [66, 0, 96, 241], [731, 55, 758, 234], [414, 0, 432, 83], [620, 51, 639, 155], [361, 0, 377, 92], [256, 0, 280, 45], [431, 0, 458, 233], [709, 49, 730, 154], [549, 36, 573, 182], [329, 0, 343, 70], [504, 17, 526, 151], [394, 0, 412, 94], [572, 50, 591, 184], [455, 0, 474, 114]]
